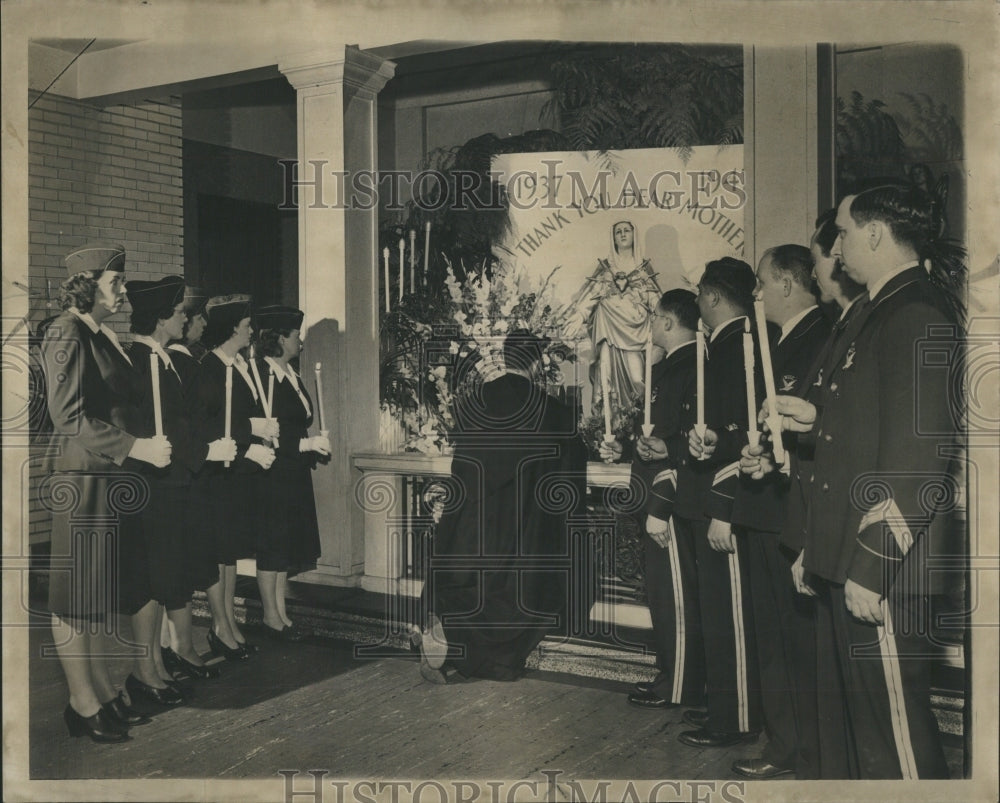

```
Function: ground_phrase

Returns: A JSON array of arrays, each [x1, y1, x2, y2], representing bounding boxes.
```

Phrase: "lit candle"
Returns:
[[600, 342, 613, 442], [224, 364, 233, 467], [643, 332, 653, 428], [398, 238, 405, 302], [695, 329, 707, 458], [754, 301, 785, 464], [423, 221, 431, 282], [743, 319, 759, 447], [383, 247, 391, 313], [314, 362, 326, 432], [409, 229, 416, 293], [150, 352, 163, 436]]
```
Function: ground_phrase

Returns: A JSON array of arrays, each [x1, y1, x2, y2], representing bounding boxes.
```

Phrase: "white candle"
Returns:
[[600, 342, 613, 441], [314, 362, 326, 431], [643, 332, 653, 427], [150, 352, 163, 436], [249, 353, 270, 417], [695, 330, 705, 427], [743, 319, 759, 446], [383, 247, 391, 313], [754, 301, 785, 464], [423, 221, 431, 282], [409, 229, 416, 293], [224, 364, 233, 467], [398, 238, 405, 302], [267, 370, 274, 417]]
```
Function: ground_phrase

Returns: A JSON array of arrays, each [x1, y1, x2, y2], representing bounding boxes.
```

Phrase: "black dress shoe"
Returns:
[[262, 623, 305, 642], [102, 691, 152, 728], [125, 674, 184, 707], [236, 637, 258, 654], [731, 758, 795, 779], [678, 728, 759, 748], [682, 709, 709, 728], [164, 647, 220, 680], [64, 704, 130, 743], [207, 629, 249, 662], [627, 689, 678, 709], [633, 680, 657, 695]]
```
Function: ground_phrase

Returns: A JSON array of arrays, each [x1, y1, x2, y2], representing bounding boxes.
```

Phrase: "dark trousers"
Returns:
[[681, 516, 760, 733], [827, 582, 950, 779], [811, 580, 857, 779], [743, 530, 816, 774], [644, 518, 705, 705]]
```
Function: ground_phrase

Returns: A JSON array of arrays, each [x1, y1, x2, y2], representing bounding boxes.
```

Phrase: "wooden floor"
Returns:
[[28, 619, 787, 784], [25, 617, 964, 792]]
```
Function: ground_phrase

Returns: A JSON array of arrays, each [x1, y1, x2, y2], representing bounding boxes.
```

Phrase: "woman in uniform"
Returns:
[[188, 295, 276, 659], [252, 306, 328, 639], [41, 242, 172, 743], [125, 276, 236, 691]]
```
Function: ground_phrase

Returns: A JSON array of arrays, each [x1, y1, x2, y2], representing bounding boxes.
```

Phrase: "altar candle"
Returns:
[[643, 333, 653, 427], [383, 247, 390, 313], [423, 221, 431, 281], [754, 300, 785, 464], [314, 362, 326, 432], [600, 342, 613, 441], [398, 238, 405, 301], [224, 364, 233, 467], [150, 352, 163, 436], [409, 229, 416, 293], [743, 319, 759, 446]]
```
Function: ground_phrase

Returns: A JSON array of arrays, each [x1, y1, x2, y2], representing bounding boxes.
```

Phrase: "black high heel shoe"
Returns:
[[207, 629, 249, 662], [164, 646, 220, 679], [64, 704, 129, 743], [102, 691, 152, 727], [125, 673, 184, 707]]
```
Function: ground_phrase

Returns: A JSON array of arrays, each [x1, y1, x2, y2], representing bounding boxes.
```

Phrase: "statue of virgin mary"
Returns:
[[568, 220, 662, 415]]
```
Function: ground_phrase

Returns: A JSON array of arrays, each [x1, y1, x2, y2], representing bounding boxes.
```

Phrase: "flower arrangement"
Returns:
[[378, 251, 578, 454], [577, 387, 644, 460]]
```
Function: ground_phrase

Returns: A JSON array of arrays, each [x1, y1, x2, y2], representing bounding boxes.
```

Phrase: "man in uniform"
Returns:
[[679, 257, 762, 748], [600, 290, 706, 711], [726, 245, 830, 778], [770, 184, 962, 778]]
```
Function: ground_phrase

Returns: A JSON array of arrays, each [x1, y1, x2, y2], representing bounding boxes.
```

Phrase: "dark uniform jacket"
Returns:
[[128, 340, 208, 485], [729, 307, 831, 534], [42, 310, 137, 472], [802, 266, 960, 594], [631, 340, 697, 520], [699, 317, 765, 523]]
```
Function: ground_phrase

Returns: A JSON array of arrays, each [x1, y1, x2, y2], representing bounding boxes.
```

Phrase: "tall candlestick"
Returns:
[[643, 333, 653, 428], [409, 229, 416, 293], [600, 342, 613, 442], [398, 238, 405, 302], [314, 362, 326, 432], [383, 247, 391, 314], [423, 221, 431, 282], [150, 352, 163, 436], [754, 301, 785, 464], [695, 329, 707, 458], [743, 319, 759, 447], [224, 364, 233, 467]]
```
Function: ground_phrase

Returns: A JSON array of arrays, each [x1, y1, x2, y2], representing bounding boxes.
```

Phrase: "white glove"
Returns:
[[645, 514, 670, 549], [300, 435, 331, 456], [246, 443, 276, 469], [130, 435, 172, 468], [206, 437, 237, 463], [250, 417, 280, 440]]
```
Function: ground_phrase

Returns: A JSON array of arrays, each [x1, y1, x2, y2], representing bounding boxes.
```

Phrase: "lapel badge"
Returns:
[[842, 344, 856, 371], [780, 374, 796, 392], [813, 368, 823, 387]]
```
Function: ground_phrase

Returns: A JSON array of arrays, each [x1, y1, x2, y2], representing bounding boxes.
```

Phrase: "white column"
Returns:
[[280, 46, 395, 585], [743, 46, 818, 265]]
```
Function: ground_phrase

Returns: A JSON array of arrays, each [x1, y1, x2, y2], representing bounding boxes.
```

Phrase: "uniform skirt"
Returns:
[[256, 457, 321, 573]]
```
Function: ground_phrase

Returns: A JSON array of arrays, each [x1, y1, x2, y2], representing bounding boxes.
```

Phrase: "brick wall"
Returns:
[[27, 91, 184, 546]]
